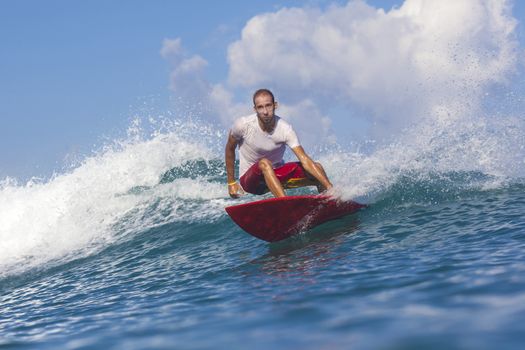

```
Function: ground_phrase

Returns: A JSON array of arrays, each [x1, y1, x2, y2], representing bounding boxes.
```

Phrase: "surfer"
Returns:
[[225, 88, 333, 198]]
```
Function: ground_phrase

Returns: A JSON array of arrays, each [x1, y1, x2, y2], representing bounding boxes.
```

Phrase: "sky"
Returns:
[[1, 0, 524, 180]]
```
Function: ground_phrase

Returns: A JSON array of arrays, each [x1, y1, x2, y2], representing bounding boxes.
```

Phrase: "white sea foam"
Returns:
[[325, 112, 525, 202], [0, 123, 227, 278]]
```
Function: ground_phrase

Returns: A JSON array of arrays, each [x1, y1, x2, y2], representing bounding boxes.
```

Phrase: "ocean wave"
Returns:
[[1, 108, 524, 278], [0, 125, 224, 278]]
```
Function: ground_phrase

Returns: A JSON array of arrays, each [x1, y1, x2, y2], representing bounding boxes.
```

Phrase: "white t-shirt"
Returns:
[[230, 114, 301, 177]]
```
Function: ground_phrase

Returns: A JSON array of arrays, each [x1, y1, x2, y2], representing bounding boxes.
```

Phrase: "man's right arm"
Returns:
[[225, 133, 243, 198]]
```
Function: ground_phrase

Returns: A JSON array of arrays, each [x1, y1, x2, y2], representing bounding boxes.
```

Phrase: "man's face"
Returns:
[[254, 93, 276, 125]]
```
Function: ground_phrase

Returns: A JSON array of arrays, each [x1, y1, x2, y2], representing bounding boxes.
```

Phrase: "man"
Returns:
[[225, 88, 333, 198]]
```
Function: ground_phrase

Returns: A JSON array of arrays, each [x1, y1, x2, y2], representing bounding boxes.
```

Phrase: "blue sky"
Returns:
[[0, 0, 351, 179], [1, 0, 524, 180]]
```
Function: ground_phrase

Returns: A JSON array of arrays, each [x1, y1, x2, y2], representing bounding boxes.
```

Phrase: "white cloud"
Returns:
[[160, 38, 210, 103], [160, 1, 519, 148], [160, 38, 183, 61], [277, 99, 335, 146], [208, 84, 251, 125], [227, 0, 518, 136]]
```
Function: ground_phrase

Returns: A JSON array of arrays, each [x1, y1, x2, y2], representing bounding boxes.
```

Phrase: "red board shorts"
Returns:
[[240, 161, 318, 195]]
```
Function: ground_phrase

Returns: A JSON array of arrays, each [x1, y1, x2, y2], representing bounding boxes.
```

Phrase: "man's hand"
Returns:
[[228, 182, 244, 198]]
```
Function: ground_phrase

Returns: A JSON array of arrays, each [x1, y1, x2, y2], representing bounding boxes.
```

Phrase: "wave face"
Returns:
[[0, 121, 229, 278]]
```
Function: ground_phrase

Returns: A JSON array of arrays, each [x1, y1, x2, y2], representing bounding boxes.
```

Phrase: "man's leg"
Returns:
[[281, 161, 330, 193], [258, 158, 286, 197], [312, 162, 329, 193]]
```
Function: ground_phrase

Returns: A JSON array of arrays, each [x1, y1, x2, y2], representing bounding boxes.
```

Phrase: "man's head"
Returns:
[[252, 89, 275, 105], [253, 89, 278, 127]]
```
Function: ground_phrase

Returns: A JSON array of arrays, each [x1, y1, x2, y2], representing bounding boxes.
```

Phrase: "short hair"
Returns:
[[252, 89, 275, 105]]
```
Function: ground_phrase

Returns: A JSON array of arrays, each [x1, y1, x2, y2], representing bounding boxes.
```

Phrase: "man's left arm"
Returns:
[[291, 146, 333, 191]]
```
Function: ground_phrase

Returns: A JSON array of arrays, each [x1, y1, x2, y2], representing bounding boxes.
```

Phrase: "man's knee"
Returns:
[[258, 158, 273, 172], [315, 161, 324, 170]]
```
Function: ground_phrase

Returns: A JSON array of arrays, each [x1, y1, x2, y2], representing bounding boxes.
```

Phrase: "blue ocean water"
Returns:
[[1, 117, 525, 350]]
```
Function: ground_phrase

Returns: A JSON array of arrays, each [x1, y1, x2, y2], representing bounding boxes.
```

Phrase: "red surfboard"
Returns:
[[225, 195, 366, 242]]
